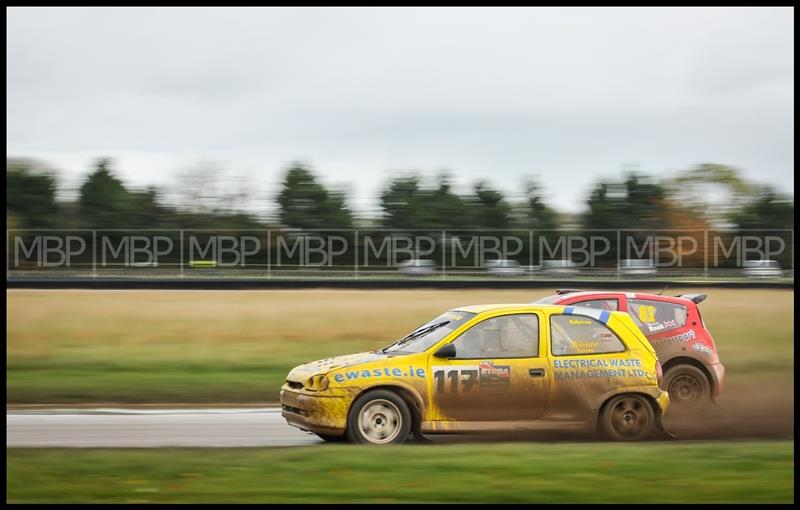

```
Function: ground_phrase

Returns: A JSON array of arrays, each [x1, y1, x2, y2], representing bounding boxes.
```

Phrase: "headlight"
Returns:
[[306, 374, 329, 391]]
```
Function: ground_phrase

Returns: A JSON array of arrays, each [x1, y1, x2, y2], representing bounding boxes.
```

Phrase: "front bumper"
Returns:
[[279, 386, 351, 436], [706, 362, 725, 398]]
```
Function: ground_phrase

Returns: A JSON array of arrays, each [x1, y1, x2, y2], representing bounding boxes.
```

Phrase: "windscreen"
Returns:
[[381, 310, 476, 354]]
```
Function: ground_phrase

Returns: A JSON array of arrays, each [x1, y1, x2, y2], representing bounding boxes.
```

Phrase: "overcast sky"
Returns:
[[6, 6, 794, 217]]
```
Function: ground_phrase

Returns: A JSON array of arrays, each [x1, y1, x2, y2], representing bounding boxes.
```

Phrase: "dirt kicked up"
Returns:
[[6, 288, 794, 441], [663, 382, 794, 440]]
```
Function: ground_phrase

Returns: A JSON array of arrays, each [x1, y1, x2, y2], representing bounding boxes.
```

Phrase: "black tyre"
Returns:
[[316, 433, 346, 442], [346, 389, 412, 445], [600, 394, 656, 441], [664, 365, 711, 412]]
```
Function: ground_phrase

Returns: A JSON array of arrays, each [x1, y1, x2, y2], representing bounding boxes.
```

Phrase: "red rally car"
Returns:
[[536, 290, 724, 411]]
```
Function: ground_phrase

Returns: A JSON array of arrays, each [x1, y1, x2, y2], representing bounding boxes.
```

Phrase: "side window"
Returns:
[[629, 299, 687, 335], [451, 314, 539, 359], [574, 299, 619, 311], [550, 315, 625, 356]]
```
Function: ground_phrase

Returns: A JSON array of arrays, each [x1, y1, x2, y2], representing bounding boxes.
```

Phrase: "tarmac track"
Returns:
[[6, 395, 793, 448], [6, 408, 321, 448]]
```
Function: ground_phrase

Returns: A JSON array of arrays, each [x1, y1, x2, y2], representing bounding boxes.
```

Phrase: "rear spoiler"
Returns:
[[555, 289, 584, 295], [555, 288, 707, 304], [677, 293, 707, 304]]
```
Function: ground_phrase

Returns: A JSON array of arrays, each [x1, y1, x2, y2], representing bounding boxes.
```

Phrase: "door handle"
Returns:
[[529, 368, 545, 377]]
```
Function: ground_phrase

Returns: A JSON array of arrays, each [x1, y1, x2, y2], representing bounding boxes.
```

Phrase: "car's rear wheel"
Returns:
[[346, 390, 412, 445], [600, 394, 655, 441], [664, 365, 711, 412]]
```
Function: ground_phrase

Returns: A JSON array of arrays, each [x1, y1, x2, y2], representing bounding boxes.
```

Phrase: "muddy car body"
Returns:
[[280, 304, 669, 444], [536, 290, 724, 411]]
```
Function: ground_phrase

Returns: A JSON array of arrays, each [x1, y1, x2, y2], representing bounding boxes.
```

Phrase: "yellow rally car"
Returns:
[[280, 303, 670, 444]]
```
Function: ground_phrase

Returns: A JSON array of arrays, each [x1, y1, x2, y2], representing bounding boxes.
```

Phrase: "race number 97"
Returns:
[[433, 368, 478, 394]]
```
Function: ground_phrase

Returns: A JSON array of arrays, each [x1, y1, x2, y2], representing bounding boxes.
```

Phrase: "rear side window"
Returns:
[[549, 315, 626, 356], [573, 299, 619, 311], [629, 299, 687, 334]]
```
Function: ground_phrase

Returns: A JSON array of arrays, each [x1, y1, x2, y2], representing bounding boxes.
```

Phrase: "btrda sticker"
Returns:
[[479, 361, 510, 388]]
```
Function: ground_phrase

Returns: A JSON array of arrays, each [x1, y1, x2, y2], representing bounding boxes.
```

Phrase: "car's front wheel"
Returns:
[[599, 394, 655, 441], [346, 389, 412, 444], [664, 365, 711, 412]]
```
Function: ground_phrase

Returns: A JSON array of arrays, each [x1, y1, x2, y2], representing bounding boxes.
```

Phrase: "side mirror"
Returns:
[[433, 343, 456, 359]]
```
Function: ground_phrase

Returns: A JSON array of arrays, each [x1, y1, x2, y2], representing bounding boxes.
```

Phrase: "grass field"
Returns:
[[6, 441, 793, 503], [6, 288, 793, 403]]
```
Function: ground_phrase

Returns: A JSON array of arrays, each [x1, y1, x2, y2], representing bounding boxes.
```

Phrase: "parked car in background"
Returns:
[[484, 259, 525, 276], [618, 259, 657, 276], [397, 258, 436, 276], [742, 259, 783, 278], [541, 259, 579, 275], [536, 289, 724, 412]]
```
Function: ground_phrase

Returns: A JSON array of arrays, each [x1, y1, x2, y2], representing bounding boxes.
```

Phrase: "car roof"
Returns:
[[456, 303, 558, 313], [539, 291, 624, 301], [455, 303, 630, 324], [545, 290, 698, 305]]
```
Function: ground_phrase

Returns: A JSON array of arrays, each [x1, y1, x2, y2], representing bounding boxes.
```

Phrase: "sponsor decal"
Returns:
[[333, 365, 426, 383], [554, 358, 641, 369], [569, 340, 601, 353], [478, 361, 511, 388], [692, 343, 714, 356], [647, 319, 677, 332], [654, 329, 696, 346], [552, 358, 646, 379], [569, 318, 592, 326]]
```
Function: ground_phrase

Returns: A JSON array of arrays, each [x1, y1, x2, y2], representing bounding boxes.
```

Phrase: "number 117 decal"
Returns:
[[432, 366, 478, 394]]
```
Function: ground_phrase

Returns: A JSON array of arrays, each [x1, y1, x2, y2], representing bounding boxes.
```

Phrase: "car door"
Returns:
[[427, 312, 549, 422], [546, 311, 636, 421]]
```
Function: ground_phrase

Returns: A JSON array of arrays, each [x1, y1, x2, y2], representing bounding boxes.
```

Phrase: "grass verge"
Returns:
[[6, 441, 794, 503], [7, 288, 794, 403]]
